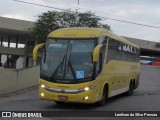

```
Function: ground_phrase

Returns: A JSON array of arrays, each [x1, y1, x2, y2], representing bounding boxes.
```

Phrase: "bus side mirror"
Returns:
[[92, 44, 103, 62], [33, 43, 45, 61]]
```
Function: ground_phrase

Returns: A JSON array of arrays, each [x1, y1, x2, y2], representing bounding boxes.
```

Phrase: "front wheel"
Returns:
[[97, 87, 108, 106]]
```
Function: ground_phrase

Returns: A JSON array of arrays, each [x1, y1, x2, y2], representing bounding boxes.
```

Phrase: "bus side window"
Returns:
[[106, 38, 114, 63]]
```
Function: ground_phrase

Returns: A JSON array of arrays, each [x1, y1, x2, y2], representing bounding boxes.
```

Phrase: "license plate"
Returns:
[[58, 95, 68, 101]]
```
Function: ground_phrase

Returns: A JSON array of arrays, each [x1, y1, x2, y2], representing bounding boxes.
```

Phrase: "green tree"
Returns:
[[29, 10, 111, 44], [155, 43, 160, 48]]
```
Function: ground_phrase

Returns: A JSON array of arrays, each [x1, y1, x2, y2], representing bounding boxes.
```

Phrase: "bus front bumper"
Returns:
[[39, 87, 98, 104]]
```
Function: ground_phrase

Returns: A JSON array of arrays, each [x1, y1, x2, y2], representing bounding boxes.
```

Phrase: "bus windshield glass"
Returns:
[[41, 38, 95, 83]]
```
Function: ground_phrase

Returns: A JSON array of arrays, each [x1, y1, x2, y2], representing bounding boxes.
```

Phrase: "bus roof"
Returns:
[[48, 27, 108, 38], [48, 27, 139, 48]]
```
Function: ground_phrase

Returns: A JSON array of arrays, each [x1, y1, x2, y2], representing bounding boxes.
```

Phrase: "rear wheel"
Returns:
[[133, 80, 136, 89], [97, 86, 108, 106], [126, 81, 134, 96]]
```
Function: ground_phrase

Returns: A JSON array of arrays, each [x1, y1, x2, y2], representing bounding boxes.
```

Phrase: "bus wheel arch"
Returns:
[[97, 83, 109, 106]]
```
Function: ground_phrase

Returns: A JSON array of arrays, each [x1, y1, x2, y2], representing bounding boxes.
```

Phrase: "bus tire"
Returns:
[[133, 80, 136, 89], [126, 81, 134, 96], [97, 85, 108, 106], [135, 76, 139, 89]]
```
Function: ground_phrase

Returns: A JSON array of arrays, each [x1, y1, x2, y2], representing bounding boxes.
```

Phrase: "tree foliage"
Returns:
[[155, 43, 160, 48], [29, 10, 111, 44]]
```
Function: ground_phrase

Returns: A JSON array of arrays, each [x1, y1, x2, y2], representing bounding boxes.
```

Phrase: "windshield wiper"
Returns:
[[50, 62, 62, 79], [69, 61, 76, 79], [50, 55, 65, 79], [68, 59, 77, 81], [61, 55, 65, 71]]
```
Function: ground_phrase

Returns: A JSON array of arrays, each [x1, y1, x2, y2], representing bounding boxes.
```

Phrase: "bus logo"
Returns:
[[61, 89, 65, 93]]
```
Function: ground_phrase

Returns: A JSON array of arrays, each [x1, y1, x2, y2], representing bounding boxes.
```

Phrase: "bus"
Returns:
[[33, 27, 140, 106], [140, 56, 160, 66]]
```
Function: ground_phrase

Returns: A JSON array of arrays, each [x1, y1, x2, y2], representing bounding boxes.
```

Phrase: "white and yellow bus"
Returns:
[[33, 27, 140, 106]]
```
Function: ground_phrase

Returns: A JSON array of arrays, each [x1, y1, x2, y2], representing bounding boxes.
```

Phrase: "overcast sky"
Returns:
[[0, 0, 160, 42]]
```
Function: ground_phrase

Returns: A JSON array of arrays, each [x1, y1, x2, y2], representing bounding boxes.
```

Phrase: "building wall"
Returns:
[[0, 66, 40, 95], [0, 16, 34, 32]]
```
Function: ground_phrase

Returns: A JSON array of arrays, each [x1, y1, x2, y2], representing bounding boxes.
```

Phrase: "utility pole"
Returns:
[[76, 0, 79, 12], [76, 0, 79, 27]]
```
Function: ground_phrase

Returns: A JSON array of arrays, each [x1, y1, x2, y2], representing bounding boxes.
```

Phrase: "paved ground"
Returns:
[[0, 65, 160, 120]]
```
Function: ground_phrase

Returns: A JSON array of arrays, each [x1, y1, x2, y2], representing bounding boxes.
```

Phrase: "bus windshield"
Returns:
[[41, 38, 95, 83]]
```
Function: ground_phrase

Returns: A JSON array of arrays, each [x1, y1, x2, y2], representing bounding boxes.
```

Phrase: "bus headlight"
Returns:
[[84, 87, 90, 91], [78, 84, 96, 92], [40, 84, 46, 88], [40, 93, 45, 97]]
